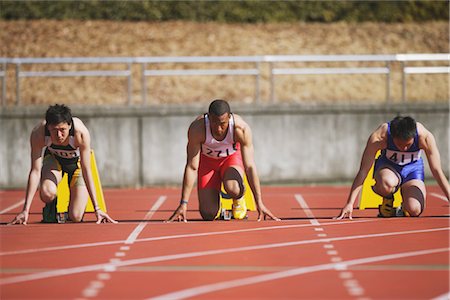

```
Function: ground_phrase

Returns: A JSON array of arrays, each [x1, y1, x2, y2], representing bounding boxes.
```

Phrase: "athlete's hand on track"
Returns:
[[334, 203, 353, 220], [166, 204, 188, 223], [258, 205, 281, 221], [95, 209, 118, 224], [8, 211, 29, 225]]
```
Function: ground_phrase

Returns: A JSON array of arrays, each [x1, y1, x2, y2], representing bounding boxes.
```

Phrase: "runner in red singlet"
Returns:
[[167, 99, 280, 222]]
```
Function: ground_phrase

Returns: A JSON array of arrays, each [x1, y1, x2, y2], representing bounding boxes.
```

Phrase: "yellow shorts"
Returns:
[[42, 154, 85, 188]]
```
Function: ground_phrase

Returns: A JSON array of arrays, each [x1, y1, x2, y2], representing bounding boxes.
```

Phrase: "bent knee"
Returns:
[[408, 210, 421, 217], [223, 180, 244, 199], [373, 180, 398, 197], [69, 212, 84, 223], [374, 171, 399, 196], [40, 188, 57, 203], [223, 184, 244, 199], [373, 184, 393, 198], [224, 189, 243, 200], [403, 204, 422, 217], [199, 208, 218, 221]]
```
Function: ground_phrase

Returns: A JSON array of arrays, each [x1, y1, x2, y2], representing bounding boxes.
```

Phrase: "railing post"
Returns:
[[401, 61, 406, 102], [15, 63, 20, 106], [269, 62, 275, 103], [127, 62, 132, 106], [1, 62, 6, 106], [141, 62, 147, 105], [386, 61, 391, 104], [255, 61, 260, 103]]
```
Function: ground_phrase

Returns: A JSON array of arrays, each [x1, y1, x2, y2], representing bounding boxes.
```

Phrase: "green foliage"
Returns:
[[0, 0, 448, 22]]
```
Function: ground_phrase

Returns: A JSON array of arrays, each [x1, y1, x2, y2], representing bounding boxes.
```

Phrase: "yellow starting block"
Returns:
[[358, 150, 402, 209], [56, 150, 107, 213], [219, 174, 256, 217]]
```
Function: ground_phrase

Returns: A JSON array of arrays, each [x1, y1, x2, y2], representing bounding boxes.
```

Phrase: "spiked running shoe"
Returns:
[[232, 197, 247, 220], [378, 196, 395, 218]]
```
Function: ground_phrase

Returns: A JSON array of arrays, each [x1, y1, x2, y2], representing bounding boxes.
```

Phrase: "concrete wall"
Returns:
[[1, 103, 448, 188]]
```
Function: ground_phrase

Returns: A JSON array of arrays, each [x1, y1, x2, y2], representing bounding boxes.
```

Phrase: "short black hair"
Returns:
[[208, 99, 231, 116], [45, 104, 72, 126], [390, 116, 417, 140]]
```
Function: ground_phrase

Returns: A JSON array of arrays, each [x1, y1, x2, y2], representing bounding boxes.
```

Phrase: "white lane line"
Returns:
[[331, 257, 343, 263], [295, 193, 360, 297], [103, 265, 116, 272], [339, 272, 353, 279], [82, 280, 105, 298], [343, 279, 360, 287], [125, 196, 167, 245], [97, 273, 111, 280], [432, 292, 450, 300], [347, 286, 365, 296], [430, 193, 448, 202], [294, 194, 320, 226], [0, 219, 377, 257], [0, 199, 25, 215], [0, 240, 123, 256], [148, 247, 449, 300], [1, 226, 447, 286], [81, 195, 167, 298], [334, 264, 348, 271]]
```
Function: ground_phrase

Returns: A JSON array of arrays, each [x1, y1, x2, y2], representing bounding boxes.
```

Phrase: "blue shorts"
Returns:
[[374, 156, 424, 185]]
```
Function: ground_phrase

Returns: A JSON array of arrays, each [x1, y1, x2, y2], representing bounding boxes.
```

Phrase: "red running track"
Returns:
[[0, 185, 449, 299]]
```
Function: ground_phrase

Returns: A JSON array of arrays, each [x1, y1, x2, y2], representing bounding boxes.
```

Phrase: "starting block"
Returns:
[[56, 150, 107, 215], [358, 150, 402, 209], [219, 174, 256, 220]]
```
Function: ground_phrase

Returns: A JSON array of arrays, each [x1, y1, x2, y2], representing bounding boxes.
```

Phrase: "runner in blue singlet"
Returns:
[[336, 116, 449, 219], [374, 120, 424, 185]]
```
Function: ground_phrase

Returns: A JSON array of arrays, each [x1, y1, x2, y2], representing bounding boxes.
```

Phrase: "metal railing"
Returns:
[[8, 57, 133, 105], [265, 54, 395, 102], [135, 56, 261, 104], [396, 53, 450, 101], [1, 54, 448, 106]]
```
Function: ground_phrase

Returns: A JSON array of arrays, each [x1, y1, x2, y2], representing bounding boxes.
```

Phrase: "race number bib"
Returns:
[[202, 143, 237, 159], [48, 147, 80, 159], [385, 149, 421, 166]]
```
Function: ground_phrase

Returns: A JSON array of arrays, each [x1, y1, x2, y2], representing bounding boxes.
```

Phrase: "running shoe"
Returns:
[[232, 197, 247, 220], [378, 196, 396, 217]]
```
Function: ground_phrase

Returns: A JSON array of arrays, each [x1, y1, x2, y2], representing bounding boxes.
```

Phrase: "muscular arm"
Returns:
[[9, 122, 45, 225], [336, 124, 387, 219], [180, 120, 202, 203], [419, 123, 450, 200], [75, 118, 117, 223], [24, 123, 45, 212], [236, 121, 262, 207], [166, 119, 203, 222], [235, 115, 279, 221]]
